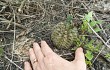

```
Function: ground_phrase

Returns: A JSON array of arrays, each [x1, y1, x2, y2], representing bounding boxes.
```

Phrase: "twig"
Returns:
[[106, 38, 110, 45], [18, 0, 27, 12], [5, 55, 23, 70], [59, 53, 72, 57], [92, 47, 105, 63], [92, 38, 110, 63], [0, 18, 26, 29], [0, 43, 13, 47], [0, 30, 14, 33], [71, 0, 74, 7], [0, 6, 6, 13], [61, 0, 65, 5], [81, 1, 110, 64], [6, 17, 13, 29], [87, 23, 110, 48], [6, 64, 10, 70], [11, 10, 16, 62], [87, 22, 110, 64], [82, 2, 106, 40]]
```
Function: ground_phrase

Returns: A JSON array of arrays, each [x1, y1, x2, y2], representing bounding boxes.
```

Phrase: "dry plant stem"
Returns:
[[1, 43, 13, 47], [92, 12, 106, 37], [5, 55, 23, 70], [0, 30, 14, 33], [59, 53, 72, 57], [81, 1, 110, 63], [52, 1, 81, 9], [6, 64, 10, 70], [87, 22, 110, 48], [87, 22, 110, 64], [6, 17, 13, 29], [71, 0, 73, 7], [92, 47, 105, 63], [18, 0, 27, 12], [0, 6, 6, 13], [106, 38, 110, 46], [0, 18, 26, 29], [61, 0, 65, 5], [82, 2, 106, 38], [11, 11, 16, 62]]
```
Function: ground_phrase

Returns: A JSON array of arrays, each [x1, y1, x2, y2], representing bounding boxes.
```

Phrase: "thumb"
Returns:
[[72, 47, 86, 70], [74, 47, 85, 62]]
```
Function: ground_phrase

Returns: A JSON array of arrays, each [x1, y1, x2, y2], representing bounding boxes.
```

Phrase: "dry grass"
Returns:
[[0, 0, 110, 70]]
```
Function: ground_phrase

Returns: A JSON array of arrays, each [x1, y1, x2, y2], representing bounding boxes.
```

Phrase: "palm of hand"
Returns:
[[24, 41, 86, 70]]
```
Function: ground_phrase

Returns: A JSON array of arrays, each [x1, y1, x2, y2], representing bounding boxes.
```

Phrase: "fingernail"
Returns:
[[41, 40, 45, 43], [24, 61, 28, 65], [78, 47, 83, 51], [29, 48, 33, 52]]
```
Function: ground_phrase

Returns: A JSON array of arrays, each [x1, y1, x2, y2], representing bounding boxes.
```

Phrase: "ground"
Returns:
[[0, 0, 110, 70]]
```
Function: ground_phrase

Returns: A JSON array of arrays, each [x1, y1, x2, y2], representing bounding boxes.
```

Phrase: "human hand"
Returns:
[[24, 41, 86, 70]]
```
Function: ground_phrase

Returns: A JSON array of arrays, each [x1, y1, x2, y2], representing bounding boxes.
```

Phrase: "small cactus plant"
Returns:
[[51, 22, 78, 49]]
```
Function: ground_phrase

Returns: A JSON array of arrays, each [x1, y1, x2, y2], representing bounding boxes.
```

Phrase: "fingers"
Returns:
[[24, 62, 32, 70], [73, 47, 86, 70], [33, 43, 44, 61], [30, 41, 54, 70], [33, 42, 45, 70], [29, 48, 38, 70], [41, 41, 54, 57], [74, 47, 85, 62]]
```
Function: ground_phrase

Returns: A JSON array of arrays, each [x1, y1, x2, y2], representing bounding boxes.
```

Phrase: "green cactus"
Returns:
[[51, 22, 78, 49]]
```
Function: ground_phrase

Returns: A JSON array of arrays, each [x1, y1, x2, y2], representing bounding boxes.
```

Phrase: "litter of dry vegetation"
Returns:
[[0, 0, 110, 70]]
